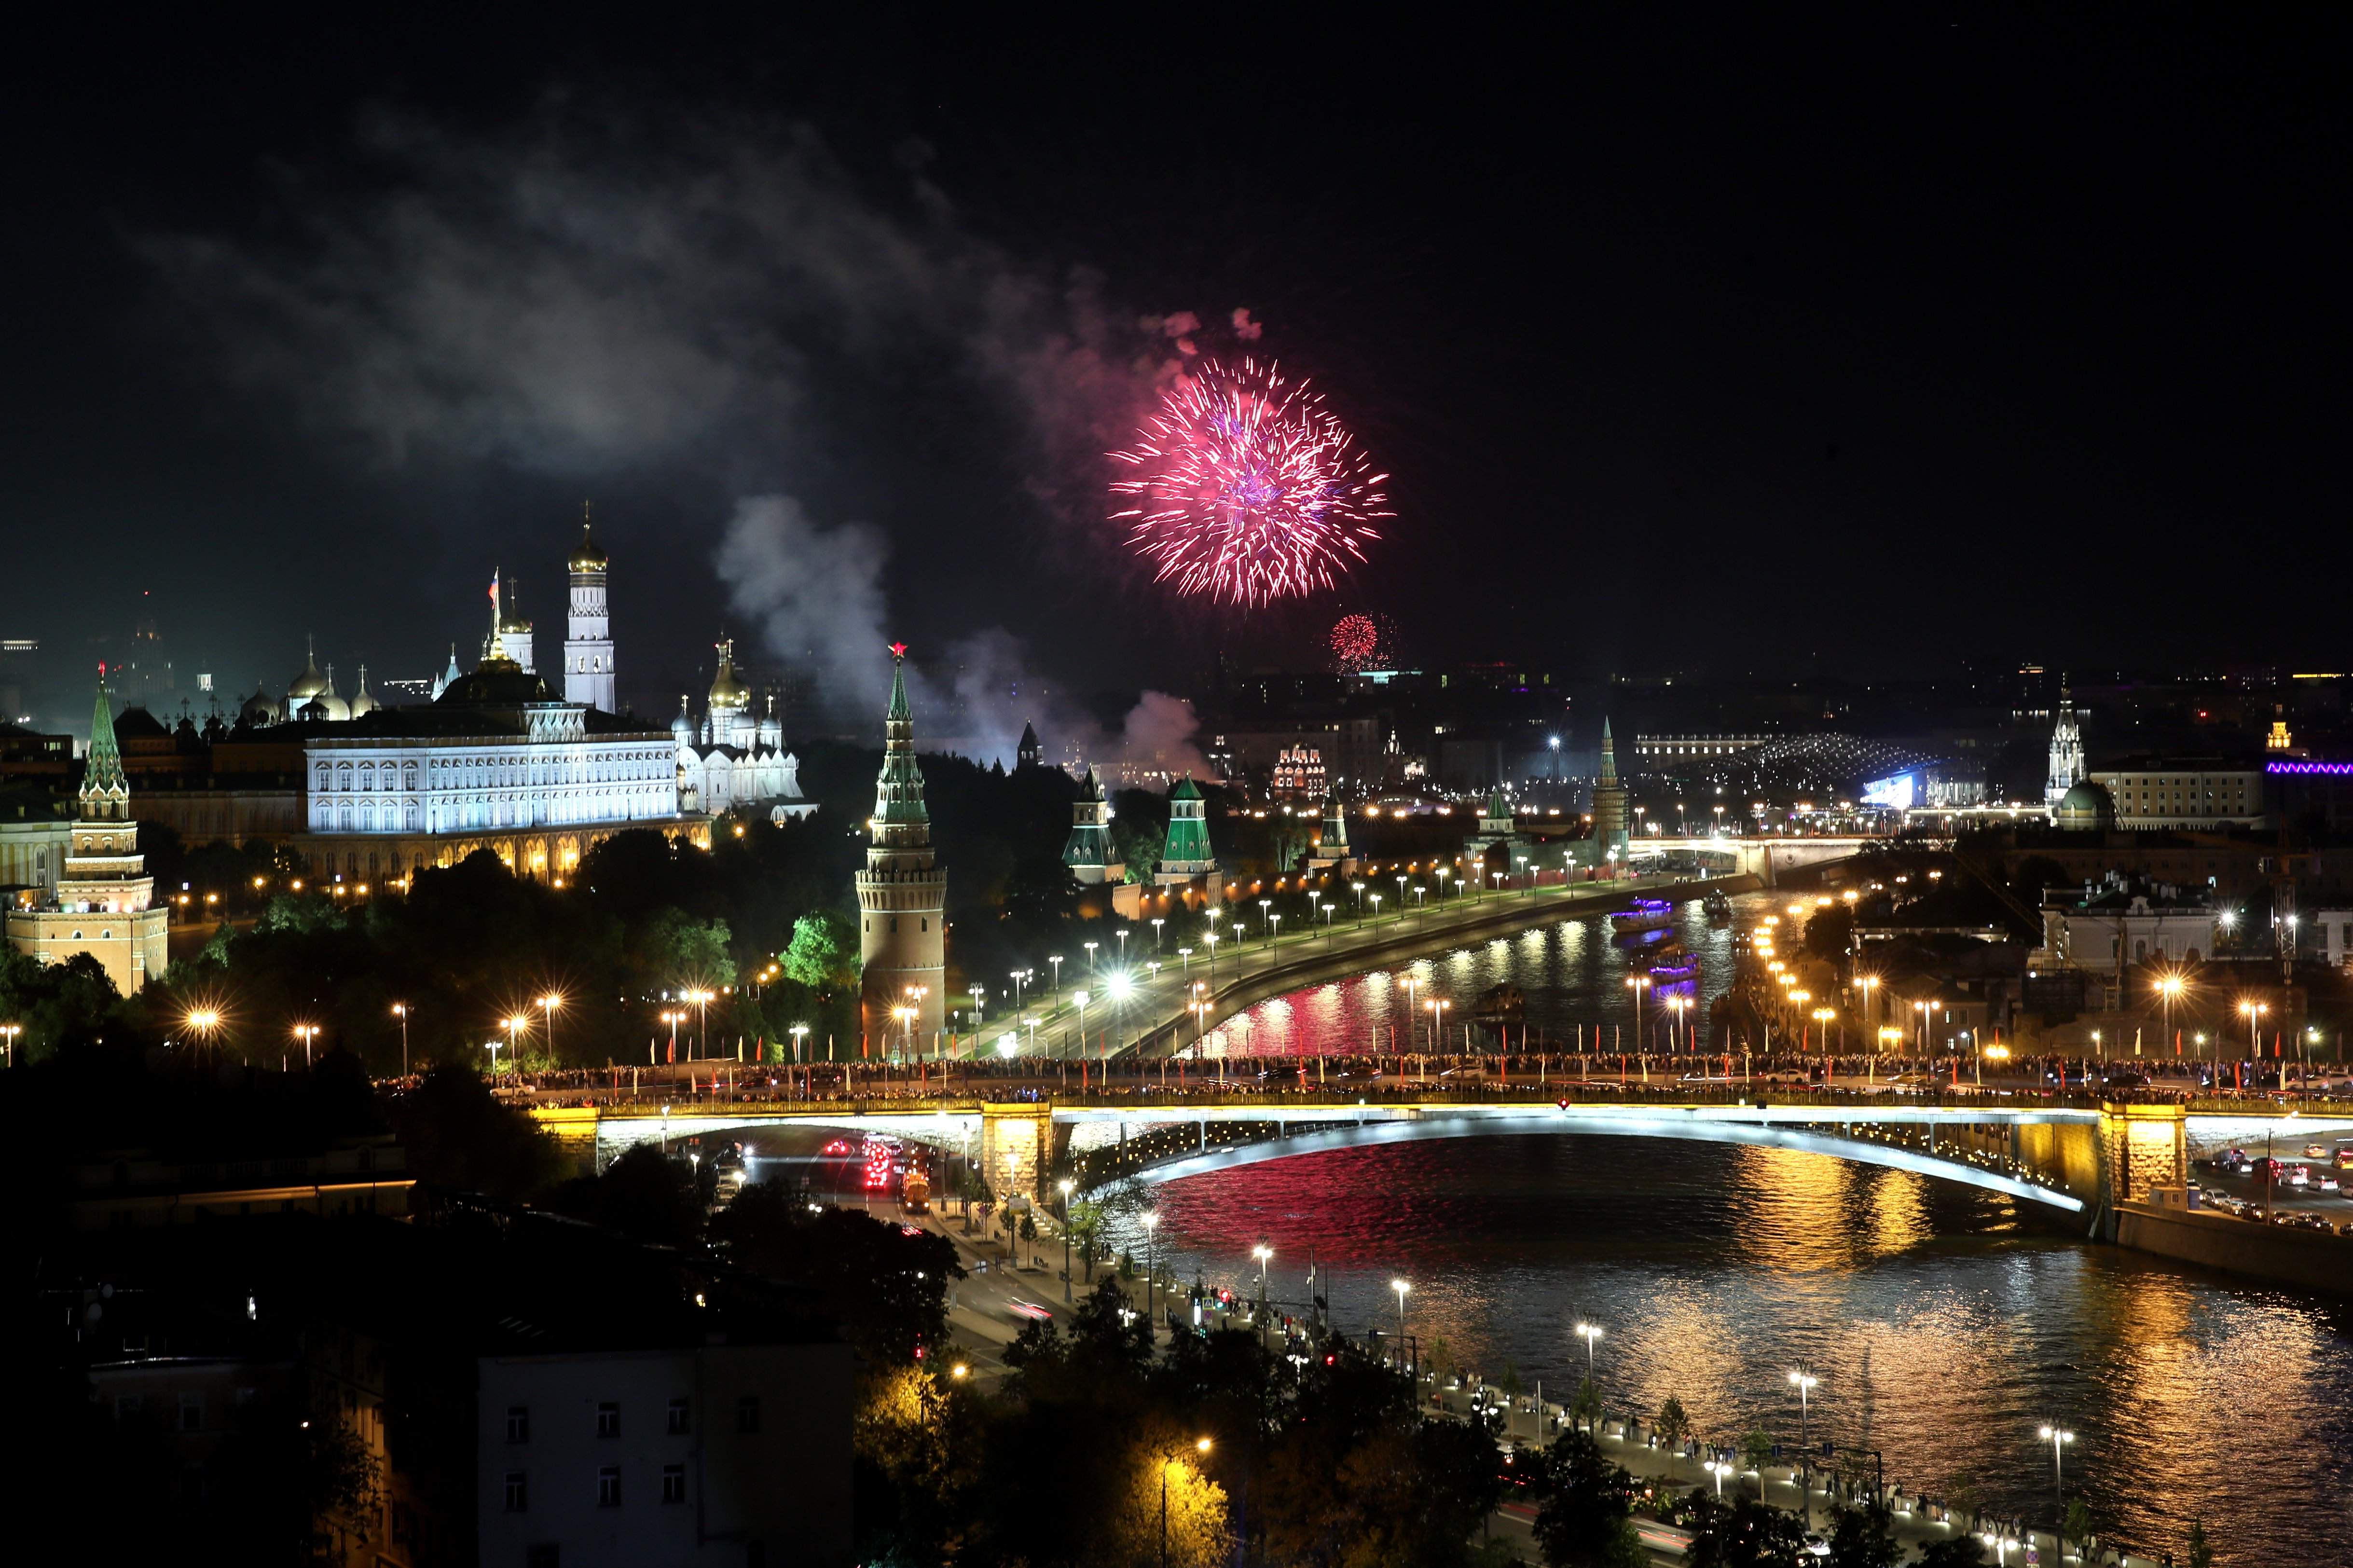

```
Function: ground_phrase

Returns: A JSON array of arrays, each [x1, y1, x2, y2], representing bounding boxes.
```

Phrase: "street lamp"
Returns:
[[1084, 939, 1099, 975], [539, 992, 562, 1064], [1252, 1243, 1273, 1321], [1152, 917, 1166, 953], [1427, 998, 1451, 1053], [1160, 1438, 1213, 1568], [2037, 1424, 2075, 1517], [1575, 1320, 1602, 1380], [1788, 1369, 1818, 1450], [1142, 1211, 1161, 1332], [1625, 975, 1651, 1052], [789, 1022, 810, 1065], [292, 1021, 320, 1068], [0, 1021, 20, 1068], [1116, 929, 1130, 966], [1704, 1458, 1730, 1498], [1059, 1176, 1076, 1301], [1258, 899, 1272, 944], [1392, 1278, 1410, 1369], [1073, 991, 1090, 1062], [2239, 998, 2268, 1061], [390, 1002, 410, 1077], [1049, 954, 1063, 999]]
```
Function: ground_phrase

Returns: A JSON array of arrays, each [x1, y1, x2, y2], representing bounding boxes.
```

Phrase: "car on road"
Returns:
[[2286, 1165, 2312, 1187], [2306, 1143, 2330, 1159], [2316, 1173, 2341, 1193], [1005, 1298, 1054, 1322]]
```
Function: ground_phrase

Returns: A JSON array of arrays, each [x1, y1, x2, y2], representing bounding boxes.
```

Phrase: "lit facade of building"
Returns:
[[1153, 774, 1218, 890], [2045, 681, 2086, 812], [856, 647, 946, 1043], [287, 593, 690, 884], [671, 638, 815, 822], [562, 513, 617, 712], [1061, 766, 1123, 884], [6, 674, 170, 992], [2086, 759, 2268, 832]]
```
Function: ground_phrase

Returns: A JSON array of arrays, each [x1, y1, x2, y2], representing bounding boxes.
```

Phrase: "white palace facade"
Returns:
[[285, 564, 692, 883]]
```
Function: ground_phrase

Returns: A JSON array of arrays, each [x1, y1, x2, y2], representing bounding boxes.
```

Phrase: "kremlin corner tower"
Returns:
[[855, 646, 946, 1047]]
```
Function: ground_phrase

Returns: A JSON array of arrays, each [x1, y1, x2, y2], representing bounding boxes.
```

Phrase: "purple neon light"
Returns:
[[2268, 760, 2353, 775]]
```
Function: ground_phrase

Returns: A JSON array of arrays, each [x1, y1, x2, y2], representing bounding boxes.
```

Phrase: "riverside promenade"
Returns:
[[973, 869, 1755, 1062], [1463, 1387, 2162, 1567]]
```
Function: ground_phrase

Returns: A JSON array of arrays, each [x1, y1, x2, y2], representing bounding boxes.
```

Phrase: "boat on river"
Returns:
[[1703, 889, 1734, 922], [1610, 898, 1676, 935], [1647, 941, 1698, 979], [1469, 983, 1525, 1019]]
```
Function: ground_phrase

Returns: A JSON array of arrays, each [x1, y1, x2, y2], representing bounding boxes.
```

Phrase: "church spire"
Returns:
[[1598, 717, 1619, 786]]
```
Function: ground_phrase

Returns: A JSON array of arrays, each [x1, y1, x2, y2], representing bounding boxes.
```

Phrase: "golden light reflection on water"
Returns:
[[1134, 1132, 2353, 1566]]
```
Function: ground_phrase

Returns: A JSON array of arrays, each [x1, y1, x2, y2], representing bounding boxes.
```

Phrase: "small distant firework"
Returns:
[[1109, 357, 1390, 606], [1330, 613, 1380, 670]]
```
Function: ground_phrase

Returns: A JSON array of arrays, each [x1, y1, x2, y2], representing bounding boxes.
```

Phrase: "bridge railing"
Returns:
[[533, 1082, 2353, 1121]]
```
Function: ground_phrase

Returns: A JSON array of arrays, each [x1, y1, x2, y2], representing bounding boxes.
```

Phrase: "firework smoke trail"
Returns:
[[1108, 357, 1390, 606]]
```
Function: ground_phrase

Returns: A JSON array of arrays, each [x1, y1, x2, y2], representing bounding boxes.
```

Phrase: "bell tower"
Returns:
[[855, 645, 946, 1048], [564, 505, 616, 711]]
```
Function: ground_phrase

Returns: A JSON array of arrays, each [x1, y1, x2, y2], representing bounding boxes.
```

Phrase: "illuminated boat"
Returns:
[[1703, 889, 1734, 922], [1647, 942, 1698, 979], [1610, 898, 1676, 935]]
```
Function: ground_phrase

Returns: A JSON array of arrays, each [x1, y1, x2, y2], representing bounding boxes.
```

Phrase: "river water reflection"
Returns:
[[1126, 895, 2353, 1563]]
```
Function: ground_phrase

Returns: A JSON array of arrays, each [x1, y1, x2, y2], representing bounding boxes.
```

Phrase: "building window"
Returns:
[[661, 1465, 686, 1505], [597, 1467, 621, 1507], [597, 1402, 619, 1439], [504, 1472, 528, 1512], [737, 1395, 761, 1433], [507, 1405, 530, 1443], [667, 1397, 691, 1435]]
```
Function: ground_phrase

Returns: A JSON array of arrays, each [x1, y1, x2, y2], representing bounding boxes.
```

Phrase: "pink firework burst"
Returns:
[[1330, 613, 1379, 669], [1109, 358, 1390, 606]]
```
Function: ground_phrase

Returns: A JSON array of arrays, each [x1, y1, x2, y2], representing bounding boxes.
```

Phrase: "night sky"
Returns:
[[4, 10, 2347, 734]]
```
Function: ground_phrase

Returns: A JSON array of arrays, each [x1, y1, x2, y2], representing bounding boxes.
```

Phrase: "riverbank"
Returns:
[[1132, 872, 1762, 1057]]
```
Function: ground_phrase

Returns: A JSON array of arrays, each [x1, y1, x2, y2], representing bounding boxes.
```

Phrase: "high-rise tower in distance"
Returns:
[[856, 645, 946, 1046], [564, 508, 616, 712]]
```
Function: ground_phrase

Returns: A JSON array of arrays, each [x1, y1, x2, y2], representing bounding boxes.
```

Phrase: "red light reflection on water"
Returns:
[[1189, 902, 1729, 1058]]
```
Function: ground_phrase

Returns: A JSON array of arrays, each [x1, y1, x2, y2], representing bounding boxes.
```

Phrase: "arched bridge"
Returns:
[[536, 1095, 2212, 1225]]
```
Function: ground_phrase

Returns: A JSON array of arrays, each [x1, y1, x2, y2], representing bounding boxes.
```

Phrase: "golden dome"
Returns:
[[708, 638, 750, 708]]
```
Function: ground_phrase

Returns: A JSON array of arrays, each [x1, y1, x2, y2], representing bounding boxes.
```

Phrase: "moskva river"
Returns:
[[1130, 894, 2353, 1565]]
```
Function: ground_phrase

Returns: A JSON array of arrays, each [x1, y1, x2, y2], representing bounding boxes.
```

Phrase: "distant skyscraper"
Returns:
[[856, 646, 946, 1044], [563, 509, 616, 712], [2046, 678, 2086, 812]]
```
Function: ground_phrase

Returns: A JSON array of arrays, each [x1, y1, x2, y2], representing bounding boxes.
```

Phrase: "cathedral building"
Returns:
[[670, 638, 816, 822], [6, 672, 170, 993], [856, 645, 946, 1045]]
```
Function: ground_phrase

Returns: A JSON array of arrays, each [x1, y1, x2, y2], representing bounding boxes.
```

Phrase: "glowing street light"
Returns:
[[1788, 1369, 1818, 1449], [1392, 1277, 1410, 1351], [539, 992, 563, 1063], [292, 1021, 320, 1068], [2037, 1424, 2075, 1516], [2240, 998, 2269, 1060], [1575, 1320, 1603, 1378], [1059, 1176, 1077, 1302]]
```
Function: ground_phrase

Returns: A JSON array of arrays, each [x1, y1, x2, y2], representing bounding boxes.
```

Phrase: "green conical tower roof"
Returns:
[[1169, 773, 1203, 801], [871, 644, 929, 829], [1597, 717, 1619, 785], [85, 671, 124, 795]]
